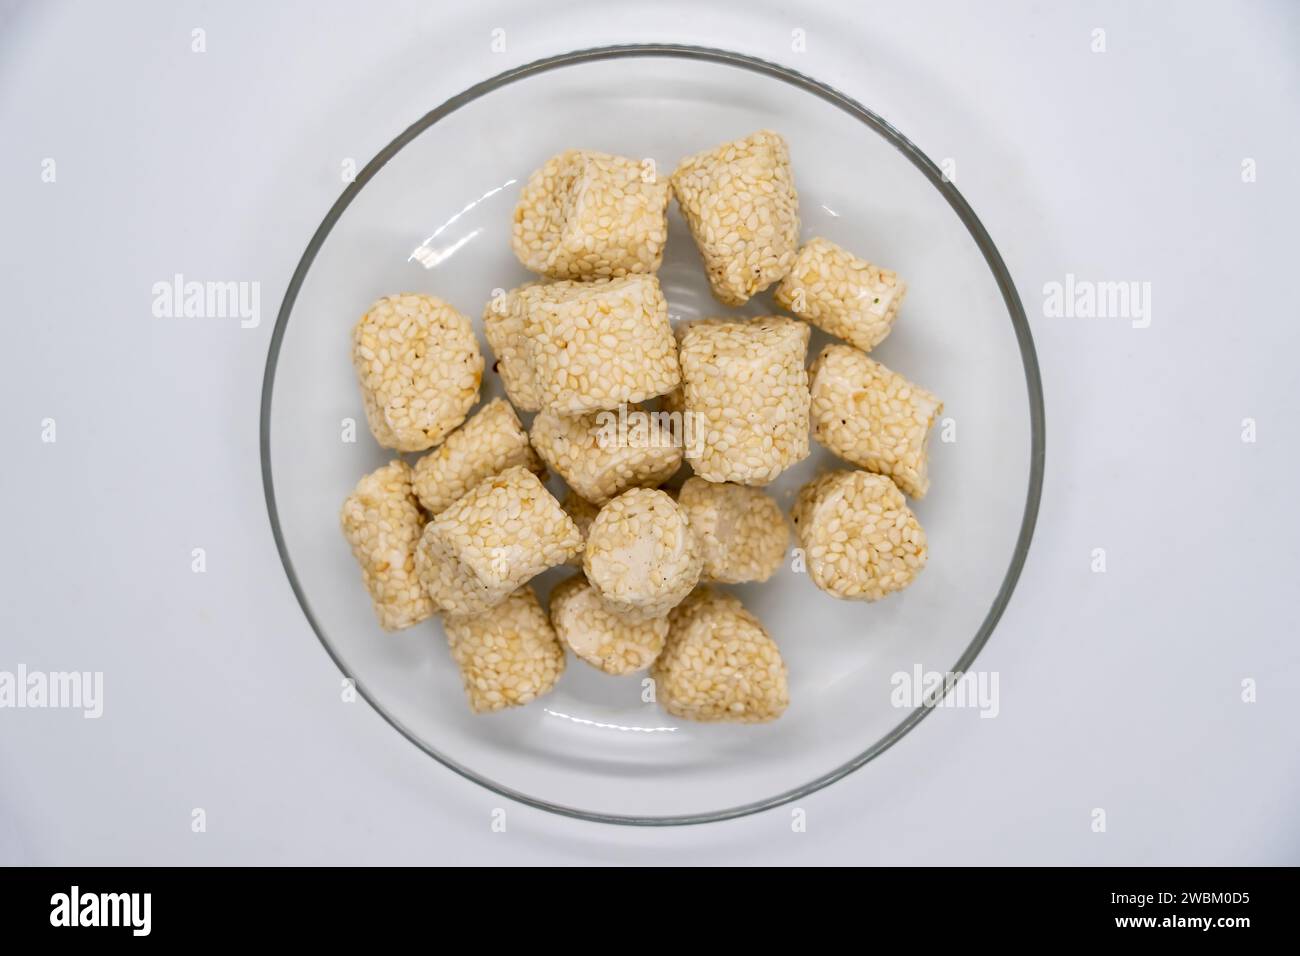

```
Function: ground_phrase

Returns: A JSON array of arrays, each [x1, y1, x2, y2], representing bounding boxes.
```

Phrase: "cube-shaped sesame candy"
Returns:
[[652, 589, 789, 723], [443, 587, 566, 713], [438, 465, 581, 587], [671, 130, 800, 306], [520, 275, 680, 415], [529, 406, 682, 507], [414, 521, 507, 616], [484, 280, 604, 414], [809, 344, 943, 499], [583, 488, 702, 622], [550, 574, 668, 676], [339, 460, 435, 631], [774, 238, 906, 353], [416, 466, 581, 615], [678, 315, 811, 485], [791, 469, 927, 601], [676, 477, 789, 584], [511, 149, 671, 280], [482, 283, 542, 413], [412, 398, 544, 516], [352, 293, 483, 452]]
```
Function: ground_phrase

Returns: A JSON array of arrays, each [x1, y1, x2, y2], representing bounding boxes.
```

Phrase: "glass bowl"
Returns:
[[260, 44, 1044, 824]]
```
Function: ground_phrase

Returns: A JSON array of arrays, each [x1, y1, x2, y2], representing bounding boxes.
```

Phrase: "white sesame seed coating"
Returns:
[[774, 237, 906, 353], [416, 465, 582, 615], [519, 275, 680, 415], [412, 398, 544, 516], [678, 315, 811, 485], [352, 293, 484, 452], [339, 460, 435, 631], [670, 130, 800, 306], [809, 344, 943, 499], [677, 477, 789, 584], [482, 283, 542, 413], [791, 469, 927, 601], [652, 589, 789, 723], [560, 489, 600, 567], [511, 149, 671, 280], [530, 406, 682, 506], [583, 488, 702, 622], [443, 587, 566, 713], [438, 465, 582, 590], [549, 574, 668, 675], [415, 520, 512, 616]]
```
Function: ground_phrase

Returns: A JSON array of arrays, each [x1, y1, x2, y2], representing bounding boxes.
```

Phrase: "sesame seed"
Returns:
[[583, 488, 701, 621], [412, 398, 544, 516], [774, 237, 906, 353], [670, 131, 800, 306], [511, 150, 671, 280], [652, 589, 789, 723], [808, 344, 942, 499], [678, 315, 811, 484], [339, 459, 435, 631], [352, 294, 483, 452], [444, 587, 565, 713], [550, 574, 668, 675], [791, 469, 928, 601], [676, 477, 789, 584]]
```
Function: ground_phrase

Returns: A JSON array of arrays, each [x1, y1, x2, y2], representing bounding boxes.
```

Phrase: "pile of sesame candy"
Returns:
[[340, 131, 942, 722]]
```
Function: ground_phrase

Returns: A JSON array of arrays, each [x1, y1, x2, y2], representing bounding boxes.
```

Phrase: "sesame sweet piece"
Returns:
[[339, 460, 435, 631], [443, 587, 566, 713], [774, 238, 906, 353], [583, 488, 702, 622], [560, 489, 599, 567], [808, 344, 943, 499], [670, 130, 800, 306], [484, 280, 604, 414], [412, 398, 544, 516], [791, 469, 927, 601], [677, 315, 811, 485], [415, 521, 507, 616], [549, 574, 668, 675], [352, 293, 483, 452], [519, 275, 680, 415], [511, 149, 671, 280], [415, 466, 582, 615], [482, 283, 542, 413], [529, 406, 682, 506], [652, 589, 789, 723], [676, 477, 788, 584]]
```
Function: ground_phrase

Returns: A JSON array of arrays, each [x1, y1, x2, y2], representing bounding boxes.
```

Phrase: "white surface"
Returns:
[[1, 0, 1296, 864]]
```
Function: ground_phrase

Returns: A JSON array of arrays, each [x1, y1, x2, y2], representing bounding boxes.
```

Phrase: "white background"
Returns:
[[1, 0, 1296, 864]]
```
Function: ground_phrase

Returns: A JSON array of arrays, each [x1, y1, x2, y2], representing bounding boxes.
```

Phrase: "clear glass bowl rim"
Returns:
[[259, 42, 1046, 827]]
